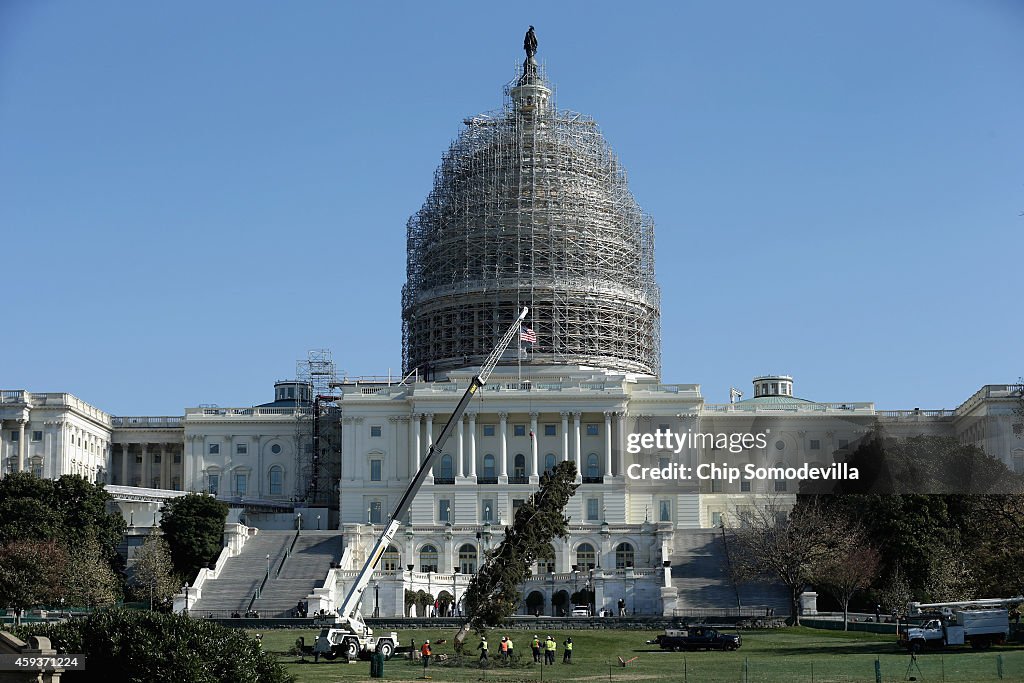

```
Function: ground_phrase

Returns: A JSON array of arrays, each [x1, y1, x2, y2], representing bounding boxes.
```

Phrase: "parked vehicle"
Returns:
[[899, 597, 1022, 652], [647, 627, 741, 651]]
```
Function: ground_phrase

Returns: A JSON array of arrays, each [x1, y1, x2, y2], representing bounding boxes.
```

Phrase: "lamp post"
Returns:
[[296, 512, 302, 532], [589, 568, 595, 616], [571, 564, 579, 610], [266, 554, 271, 579], [183, 584, 189, 614], [453, 566, 459, 617], [317, 514, 321, 530]]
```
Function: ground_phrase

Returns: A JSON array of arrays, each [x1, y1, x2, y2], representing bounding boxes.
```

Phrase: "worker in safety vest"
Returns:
[[531, 635, 541, 662], [478, 636, 489, 662], [506, 636, 514, 660], [545, 635, 556, 665], [420, 640, 431, 669], [500, 636, 509, 661], [563, 637, 573, 663]]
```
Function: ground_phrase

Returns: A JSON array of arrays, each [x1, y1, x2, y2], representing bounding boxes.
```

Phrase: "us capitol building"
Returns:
[[2, 33, 1021, 618]]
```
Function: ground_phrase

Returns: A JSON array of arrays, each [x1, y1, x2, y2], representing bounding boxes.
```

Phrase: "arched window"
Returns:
[[774, 462, 787, 492], [483, 454, 495, 478], [576, 542, 596, 570], [206, 469, 221, 495], [268, 466, 284, 495], [30, 456, 43, 478], [458, 543, 478, 574], [382, 545, 400, 571], [439, 454, 453, 479], [615, 542, 634, 569], [420, 545, 439, 573], [514, 454, 526, 478], [586, 453, 599, 478], [544, 453, 556, 475]]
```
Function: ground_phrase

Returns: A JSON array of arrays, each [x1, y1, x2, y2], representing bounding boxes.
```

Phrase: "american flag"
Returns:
[[520, 326, 537, 343]]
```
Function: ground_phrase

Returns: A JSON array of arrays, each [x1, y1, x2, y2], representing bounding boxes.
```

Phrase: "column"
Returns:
[[408, 414, 419, 473], [498, 412, 508, 479], [616, 412, 627, 477], [121, 443, 129, 486], [530, 412, 539, 477], [426, 414, 434, 453], [560, 412, 569, 462], [17, 419, 26, 473], [352, 418, 364, 482], [604, 412, 613, 479], [140, 443, 149, 488], [457, 415, 465, 478], [468, 413, 477, 478], [159, 444, 168, 489], [254, 435, 263, 495], [573, 412, 582, 479]]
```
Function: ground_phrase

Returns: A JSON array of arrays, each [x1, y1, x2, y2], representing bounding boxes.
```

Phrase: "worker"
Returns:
[[500, 636, 508, 662], [421, 640, 432, 670], [531, 634, 542, 663], [506, 636, 514, 662], [478, 636, 489, 662], [563, 637, 573, 663], [545, 635, 557, 665]]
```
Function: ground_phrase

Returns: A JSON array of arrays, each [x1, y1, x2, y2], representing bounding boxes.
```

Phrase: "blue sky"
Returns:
[[1, 1, 1021, 416]]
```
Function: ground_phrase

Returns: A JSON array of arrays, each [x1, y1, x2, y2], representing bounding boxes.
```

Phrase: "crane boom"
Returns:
[[333, 307, 528, 635]]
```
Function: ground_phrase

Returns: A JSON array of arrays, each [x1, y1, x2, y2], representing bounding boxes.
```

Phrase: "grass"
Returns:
[[250, 626, 1024, 683]]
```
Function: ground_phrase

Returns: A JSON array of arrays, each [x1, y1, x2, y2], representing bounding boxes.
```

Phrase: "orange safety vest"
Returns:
[[421, 643, 431, 657], [501, 640, 508, 652]]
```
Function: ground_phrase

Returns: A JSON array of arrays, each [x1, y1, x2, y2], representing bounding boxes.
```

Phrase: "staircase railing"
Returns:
[[276, 528, 302, 578]]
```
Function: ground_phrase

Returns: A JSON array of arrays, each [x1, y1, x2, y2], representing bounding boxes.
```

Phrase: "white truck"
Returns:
[[313, 307, 530, 662], [900, 597, 1021, 652]]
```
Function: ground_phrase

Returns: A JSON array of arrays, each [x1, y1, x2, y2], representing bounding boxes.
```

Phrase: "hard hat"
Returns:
[[425, 640, 429, 643]]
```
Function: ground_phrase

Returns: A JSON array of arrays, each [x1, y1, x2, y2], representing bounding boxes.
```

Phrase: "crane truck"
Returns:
[[313, 307, 530, 662], [899, 596, 1023, 652]]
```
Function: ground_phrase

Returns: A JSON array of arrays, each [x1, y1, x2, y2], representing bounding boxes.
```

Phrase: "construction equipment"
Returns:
[[314, 307, 529, 661], [900, 596, 1023, 652]]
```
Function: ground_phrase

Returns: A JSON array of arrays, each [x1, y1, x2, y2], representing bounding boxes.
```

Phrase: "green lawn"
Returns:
[[250, 626, 1024, 683]]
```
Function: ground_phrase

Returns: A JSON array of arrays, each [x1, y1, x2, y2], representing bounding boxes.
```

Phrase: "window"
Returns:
[[711, 511, 722, 527], [544, 424, 556, 436], [269, 467, 283, 495], [31, 431, 42, 442], [236, 443, 247, 455], [513, 454, 526, 477], [576, 543, 596, 570], [740, 480, 751, 492], [615, 542, 635, 569], [586, 424, 599, 436], [586, 454, 599, 478], [209, 443, 220, 455], [809, 439, 820, 450], [774, 464, 787, 492], [658, 423, 670, 432], [586, 498, 599, 521], [512, 498, 525, 521], [382, 545, 400, 571], [154, 454, 162, 464], [235, 473, 247, 495], [483, 425, 495, 437], [370, 425, 382, 437], [439, 454, 453, 479], [10, 431, 18, 442], [544, 453, 555, 474], [136, 455, 142, 464], [514, 424, 526, 437], [1014, 450, 1024, 475], [710, 477, 722, 493], [839, 439, 849, 449], [420, 545, 439, 572], [481, 499, 494, 522], [174, 453, 182, 464], [171, 477, 181, 491], [659, 499, 671, 522], [368, 501, 383, 524], [775, 440, 785, 451], [271, 444, 281, 454], [208, 474, 219, 495], [659, 457, 670, 470], [439, 499, 451, 523], [483, 454, 495, 478], [30, 457, 43, 478], [370, 459, 382, 481], [458, 543, 478, 574]]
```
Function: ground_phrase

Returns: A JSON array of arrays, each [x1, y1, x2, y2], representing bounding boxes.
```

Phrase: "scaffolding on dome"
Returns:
[[295, 349, 341, 506], [401, 61, 661, 379]]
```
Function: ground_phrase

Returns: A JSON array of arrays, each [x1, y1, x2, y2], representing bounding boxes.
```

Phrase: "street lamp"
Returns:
[[266, 554, 271, 579], [296, 512, 302, 532], [183, 584, 189, 614], [571, 564, 579, 609], [452, 567, 459, 617], [317, 514, 321, 530]]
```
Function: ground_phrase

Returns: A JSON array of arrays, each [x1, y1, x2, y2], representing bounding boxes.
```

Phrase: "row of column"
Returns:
[[118, 443, 180, 489], [407, 411, 627, 480], [2, 419, 106, 480]]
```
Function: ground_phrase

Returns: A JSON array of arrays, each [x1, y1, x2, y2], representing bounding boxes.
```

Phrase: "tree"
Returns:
[[728, 498, 855, 625], [14, 609, 292, 683], [877, 564, 913, 617], [812, 536, 880, 630], [132, 534, 179, 611], [461, 461, 579, 633], [62, 534, 120, 608], [160, 494, 229, 580], [0, 541, 66, 622]]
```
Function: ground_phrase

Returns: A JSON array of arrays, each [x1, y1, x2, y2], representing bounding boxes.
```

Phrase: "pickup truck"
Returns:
[[648, 627, 742, 651]]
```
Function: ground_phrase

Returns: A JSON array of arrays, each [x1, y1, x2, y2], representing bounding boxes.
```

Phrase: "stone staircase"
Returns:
[[253, 531, 343, 617], [190, 531, 295, 614], [669, 529, 789, 614]]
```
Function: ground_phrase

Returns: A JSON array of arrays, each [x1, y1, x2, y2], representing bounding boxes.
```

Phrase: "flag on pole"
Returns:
[[520, 326, 537, 343]]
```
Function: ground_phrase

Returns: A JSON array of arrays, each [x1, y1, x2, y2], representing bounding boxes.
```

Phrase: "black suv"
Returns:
[[649, 627, 742, 651]]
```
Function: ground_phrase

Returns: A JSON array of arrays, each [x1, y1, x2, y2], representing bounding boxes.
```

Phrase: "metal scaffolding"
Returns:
[[296, 349, 341, 505], [402, 60, 661, 378]]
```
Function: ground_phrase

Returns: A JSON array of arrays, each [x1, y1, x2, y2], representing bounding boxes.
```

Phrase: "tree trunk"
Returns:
[[792, 587, 801, 626], [842, 601, 849, 631]]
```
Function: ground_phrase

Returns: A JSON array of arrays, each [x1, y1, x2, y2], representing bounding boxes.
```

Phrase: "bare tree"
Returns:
[[813, 536, 881, 630], [728, 498, 855, 625]]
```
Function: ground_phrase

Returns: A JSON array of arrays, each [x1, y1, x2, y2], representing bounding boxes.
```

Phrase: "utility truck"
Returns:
[[313, 308, 530, 662], [899, 597, 1022, 652]]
